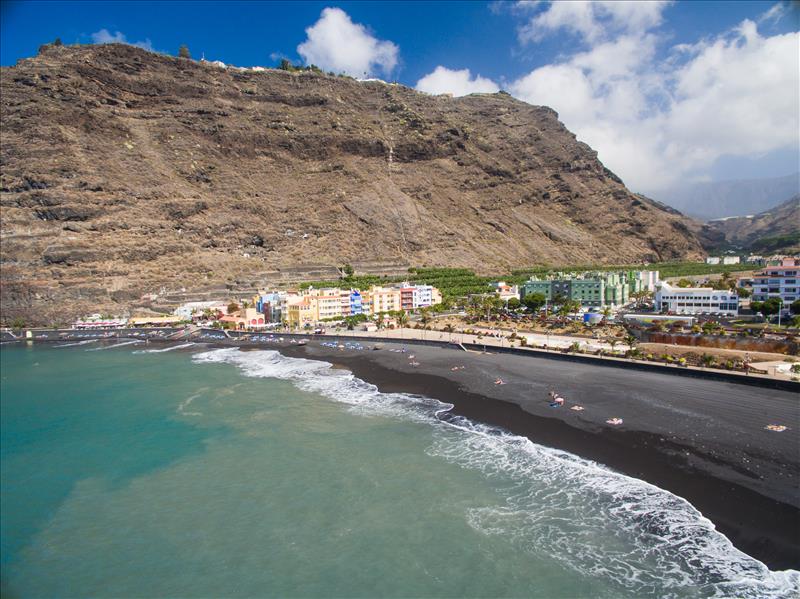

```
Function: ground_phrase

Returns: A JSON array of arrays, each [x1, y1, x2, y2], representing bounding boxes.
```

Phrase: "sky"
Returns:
[[1, 0, 798, 195]]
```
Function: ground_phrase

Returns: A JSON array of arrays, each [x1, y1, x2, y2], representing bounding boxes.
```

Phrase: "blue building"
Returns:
[[350, 290, 363, 315]]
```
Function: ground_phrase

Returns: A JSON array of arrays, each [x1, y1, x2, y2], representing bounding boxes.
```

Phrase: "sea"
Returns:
[[1, 342, 798, 598]]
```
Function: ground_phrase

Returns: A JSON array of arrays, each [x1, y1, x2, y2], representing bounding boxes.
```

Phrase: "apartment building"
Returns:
[[521, 271, 653, 308], [751, 264, 799, 310]]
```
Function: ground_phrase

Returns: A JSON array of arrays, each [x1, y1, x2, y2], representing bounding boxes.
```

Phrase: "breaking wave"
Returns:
[[133, 342, 196, 354], [54, 339, 98, 348], [192, 347, 799, 599], [86, 340, 144, 351]]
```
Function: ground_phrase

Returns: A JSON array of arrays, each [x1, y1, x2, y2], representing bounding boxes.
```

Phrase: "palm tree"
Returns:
[[419, 307, 432, 329], [624, 334, 637, 353], [601, 305, 612, 323], [396, 311, 409, 328], [608, 338, 619, 353]]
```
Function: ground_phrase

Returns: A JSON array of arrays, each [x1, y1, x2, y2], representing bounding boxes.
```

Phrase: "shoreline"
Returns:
[[273, 341, 800, 571]]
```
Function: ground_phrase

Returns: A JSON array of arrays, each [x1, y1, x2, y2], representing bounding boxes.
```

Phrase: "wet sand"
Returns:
[[278, 340, 800, 571]]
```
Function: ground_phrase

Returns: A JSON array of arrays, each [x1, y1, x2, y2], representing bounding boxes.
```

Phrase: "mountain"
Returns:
[[0, 44, 703, 324], [705, 195, 800, 252], [653, 172, 800, 221]]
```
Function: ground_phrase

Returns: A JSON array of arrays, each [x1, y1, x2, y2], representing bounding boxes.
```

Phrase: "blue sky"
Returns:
[[1, 1, 798, 194]]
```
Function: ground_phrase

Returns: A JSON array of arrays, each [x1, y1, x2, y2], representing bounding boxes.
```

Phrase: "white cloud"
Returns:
[[518, 0, 669, 44], [415, 66, 499, 96], [508, 14, 799, 194], [758, 2, 787, 25], [90, 29, 153, 51], [297, 7, 398, 77]]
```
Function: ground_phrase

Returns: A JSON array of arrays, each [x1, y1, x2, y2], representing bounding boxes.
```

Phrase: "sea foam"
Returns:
[[86, 340, 143, 351], [191, 347, 799, 599], [133, 342, 196, 354], [54, 339, 99, 348]]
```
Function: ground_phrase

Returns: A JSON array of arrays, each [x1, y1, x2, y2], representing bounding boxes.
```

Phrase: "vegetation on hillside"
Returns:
[[298, 261, 757, 304]]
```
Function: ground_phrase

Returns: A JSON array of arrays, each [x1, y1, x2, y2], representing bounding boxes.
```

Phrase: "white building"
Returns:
[[654, 282, 739, 316], [722, 256, 741, 265], [705, 257, 721, 265], [634, 270, 661, 292], [412, 284, 435, 308], [174, 301, 228, 320], [492, 281, 521, 301], [751, 265, 799, 311]]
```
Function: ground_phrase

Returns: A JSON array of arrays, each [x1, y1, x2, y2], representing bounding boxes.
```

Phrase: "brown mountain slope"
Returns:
[[0, 44, 703, 323], [705, 195, 800, 251]]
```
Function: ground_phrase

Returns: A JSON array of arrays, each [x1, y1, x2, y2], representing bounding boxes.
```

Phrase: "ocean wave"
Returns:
[[191, 347, 799, 599], [86, 340, 144, 351], [54, 339, 99, 347], [133, 342, 196, 354], [177, 392, 204, 417]]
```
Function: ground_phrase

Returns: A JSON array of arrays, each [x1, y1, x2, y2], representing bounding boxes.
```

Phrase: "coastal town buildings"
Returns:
[[751, 261, 798, 311], [73, 315, 128, 329], [521, 271, 658, 309], [654, 282, 739, 316], [279, 283, 441, 327], [492, 281, 520, 301]]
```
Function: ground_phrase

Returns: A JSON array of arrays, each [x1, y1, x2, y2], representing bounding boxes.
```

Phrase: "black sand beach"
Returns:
[[278, 340, 800, 570]]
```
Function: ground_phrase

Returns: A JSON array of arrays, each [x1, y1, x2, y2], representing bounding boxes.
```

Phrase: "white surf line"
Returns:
[[86, 339, 144, 351], [54, 339, 99, 348], [133, 342, 196, 354]]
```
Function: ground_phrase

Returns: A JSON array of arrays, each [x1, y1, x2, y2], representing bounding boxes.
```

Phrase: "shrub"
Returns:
[[179, 45, 191, 59]]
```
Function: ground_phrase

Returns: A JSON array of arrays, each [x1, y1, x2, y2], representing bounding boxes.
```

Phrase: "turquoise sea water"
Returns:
[[1, 343, 797, 598]]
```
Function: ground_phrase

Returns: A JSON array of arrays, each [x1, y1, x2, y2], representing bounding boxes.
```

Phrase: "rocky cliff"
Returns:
[[0, 44, 703, 323]]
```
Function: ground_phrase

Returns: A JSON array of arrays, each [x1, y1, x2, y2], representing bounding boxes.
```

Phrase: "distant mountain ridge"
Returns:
[[654, 172, 800, 221], [705, 195, 800, 252]]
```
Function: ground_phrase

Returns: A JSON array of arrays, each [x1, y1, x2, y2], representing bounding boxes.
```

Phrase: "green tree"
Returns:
[[557, 300, 581, 318], [53, 37, 63, 46], [750, 301, 763, 315], [507, 297, 521, 311], [624, 334, 637, 352], [791, 299, 800, 315], [737, 287, 752, 298], [227, 302, 240, 314], [419, 307, 433, 329], [676, 279, 693, 288], [341, 264, 354, 278], [522, 292, 547, 313], [178, 45, 191, 59], [396, 311, 409, 328], [760, 297, 784, 317], [11, 317, 26, 329], [482, 296, 503, 321], [700, 354, 716, 368]]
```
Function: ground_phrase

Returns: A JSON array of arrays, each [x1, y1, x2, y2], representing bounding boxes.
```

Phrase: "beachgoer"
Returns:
[[495, 378, 505, 385]]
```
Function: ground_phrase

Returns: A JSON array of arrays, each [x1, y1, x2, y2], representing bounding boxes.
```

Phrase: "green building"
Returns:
[[521, 271, 652, 308]]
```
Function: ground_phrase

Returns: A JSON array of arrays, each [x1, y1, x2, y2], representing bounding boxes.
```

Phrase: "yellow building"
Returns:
[[367, 286, 401, 314], [314, 288, 344, 321], [285, 297, 315, 328]]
